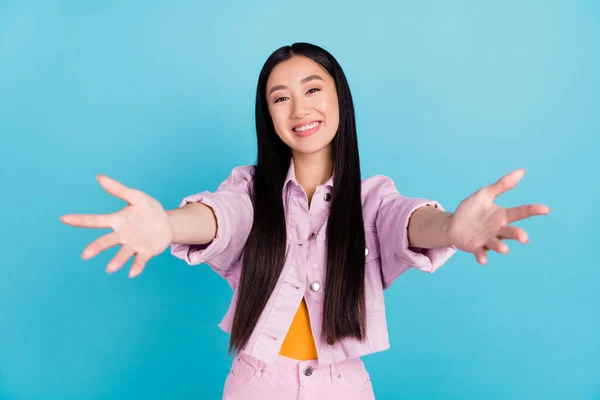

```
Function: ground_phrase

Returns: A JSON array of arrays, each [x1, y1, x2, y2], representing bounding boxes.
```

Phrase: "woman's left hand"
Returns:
[[446, 168, 551, 265]]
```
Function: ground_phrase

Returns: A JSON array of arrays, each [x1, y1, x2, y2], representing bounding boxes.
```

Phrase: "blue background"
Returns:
[[1, 1, 598, 399]]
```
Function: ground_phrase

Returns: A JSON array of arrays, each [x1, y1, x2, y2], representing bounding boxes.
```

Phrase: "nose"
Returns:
[[291, 98, 310, 120]]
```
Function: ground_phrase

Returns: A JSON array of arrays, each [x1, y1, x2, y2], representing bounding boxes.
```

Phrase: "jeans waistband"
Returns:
[[237, 350, 363, 382]]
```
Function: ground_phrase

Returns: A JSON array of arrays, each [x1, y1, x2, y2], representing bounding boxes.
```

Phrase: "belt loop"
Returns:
[[329, 362, 339, 383], [259, 361, 269, 380]]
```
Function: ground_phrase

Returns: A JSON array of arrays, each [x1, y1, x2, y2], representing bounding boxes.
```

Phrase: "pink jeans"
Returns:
[[221, 351, 376, 399]]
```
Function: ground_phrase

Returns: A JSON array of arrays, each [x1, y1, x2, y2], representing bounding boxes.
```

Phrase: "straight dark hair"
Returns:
[[229, 42, 367, 354]]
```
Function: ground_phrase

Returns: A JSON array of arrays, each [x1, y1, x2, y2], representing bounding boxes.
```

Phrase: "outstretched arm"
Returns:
[[407, 168, 551, 265], [167, 202, 217, 245], [60, 175, 218, 279]]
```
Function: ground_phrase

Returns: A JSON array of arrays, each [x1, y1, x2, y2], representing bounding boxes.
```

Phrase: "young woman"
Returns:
[[60, 43, 551, 399]]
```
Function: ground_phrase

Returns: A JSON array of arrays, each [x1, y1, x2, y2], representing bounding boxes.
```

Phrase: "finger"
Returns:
[[82, 232, 120, 259], [498, 225, 529, 244], [60, 213, 113, 229], [505, 204, 551, 223], [485, 237, 509, 254], [473, 247, 488, 265], [487, 168, 525, 198], [129, 253, 150, 279], [97, 174, 139, 204], [106, 246, 135, 273]]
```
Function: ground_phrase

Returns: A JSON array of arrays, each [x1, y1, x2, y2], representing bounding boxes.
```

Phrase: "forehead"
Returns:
[[267, 55, 333, 88]]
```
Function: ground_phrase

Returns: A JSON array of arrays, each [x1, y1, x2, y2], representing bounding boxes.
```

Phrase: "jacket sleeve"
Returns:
[[375, 176, 457, 289], [170, 165, 254, 286]]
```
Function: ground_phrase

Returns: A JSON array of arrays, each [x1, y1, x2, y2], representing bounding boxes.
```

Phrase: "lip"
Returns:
[[292, 119, 321, 130], [291, 121, 322, 137]]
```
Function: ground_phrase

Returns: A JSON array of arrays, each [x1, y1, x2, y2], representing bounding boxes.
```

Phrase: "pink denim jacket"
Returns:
[[171, 159, 457, 366]]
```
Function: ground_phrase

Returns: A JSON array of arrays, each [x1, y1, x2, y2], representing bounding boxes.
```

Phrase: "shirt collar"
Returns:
[[284, 158, 334, 190]]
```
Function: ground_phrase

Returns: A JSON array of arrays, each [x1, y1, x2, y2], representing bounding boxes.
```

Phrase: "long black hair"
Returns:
[[229, 42, 367, 354]]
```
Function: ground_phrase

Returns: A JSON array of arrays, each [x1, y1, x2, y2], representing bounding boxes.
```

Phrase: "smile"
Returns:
[[292, 121, 321, 137]]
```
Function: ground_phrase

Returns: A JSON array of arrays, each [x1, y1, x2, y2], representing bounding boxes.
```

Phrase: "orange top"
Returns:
[[278, 297, 318, 360]]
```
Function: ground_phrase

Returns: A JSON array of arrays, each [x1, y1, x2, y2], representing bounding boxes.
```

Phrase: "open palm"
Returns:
[[447, 168, 551, 265], [60, 175, 173, 278]]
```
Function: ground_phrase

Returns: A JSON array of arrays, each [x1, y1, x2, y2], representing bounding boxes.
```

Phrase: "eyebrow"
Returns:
[[268, 74, 324, 95]]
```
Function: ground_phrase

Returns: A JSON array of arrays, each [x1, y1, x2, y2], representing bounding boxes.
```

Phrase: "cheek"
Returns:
[[321, 95, 339, 131], [320, 92, 338, 114], [268, 108, 288, 135]]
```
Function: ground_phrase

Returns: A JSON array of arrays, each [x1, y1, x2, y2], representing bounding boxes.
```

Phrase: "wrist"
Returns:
[[442, 212, 455, 247], [166, 209, 176, 244]]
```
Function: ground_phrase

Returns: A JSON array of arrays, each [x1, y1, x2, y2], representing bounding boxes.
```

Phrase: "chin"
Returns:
[[290, 141, 333, 156]]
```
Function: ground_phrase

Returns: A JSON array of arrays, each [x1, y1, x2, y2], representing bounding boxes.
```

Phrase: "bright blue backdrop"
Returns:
[[1, 1, 598, 399]]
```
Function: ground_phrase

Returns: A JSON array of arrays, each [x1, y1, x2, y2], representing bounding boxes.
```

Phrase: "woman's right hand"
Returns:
[[60, 174, 174, 278]]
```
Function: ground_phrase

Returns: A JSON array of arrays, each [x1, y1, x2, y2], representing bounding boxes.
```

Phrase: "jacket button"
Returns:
[[365, 247, 369, 256], [308, 232, 315, 241], [310, 282, 321, 292], [323, 193, 332, 202], [304, 366, 314, 376]]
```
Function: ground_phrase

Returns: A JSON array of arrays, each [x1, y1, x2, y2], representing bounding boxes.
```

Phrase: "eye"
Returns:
[[273, 88, 319, 104]]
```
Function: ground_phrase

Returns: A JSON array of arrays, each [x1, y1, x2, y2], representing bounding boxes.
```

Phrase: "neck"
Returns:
[[292, 147, 333, 203]]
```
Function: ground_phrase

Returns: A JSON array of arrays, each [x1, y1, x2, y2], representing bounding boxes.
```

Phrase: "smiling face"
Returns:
[[266, 55, 340, 157]]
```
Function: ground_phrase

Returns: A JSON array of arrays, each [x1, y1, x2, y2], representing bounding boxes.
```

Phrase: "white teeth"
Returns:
[[293, 121, 320, 132]]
